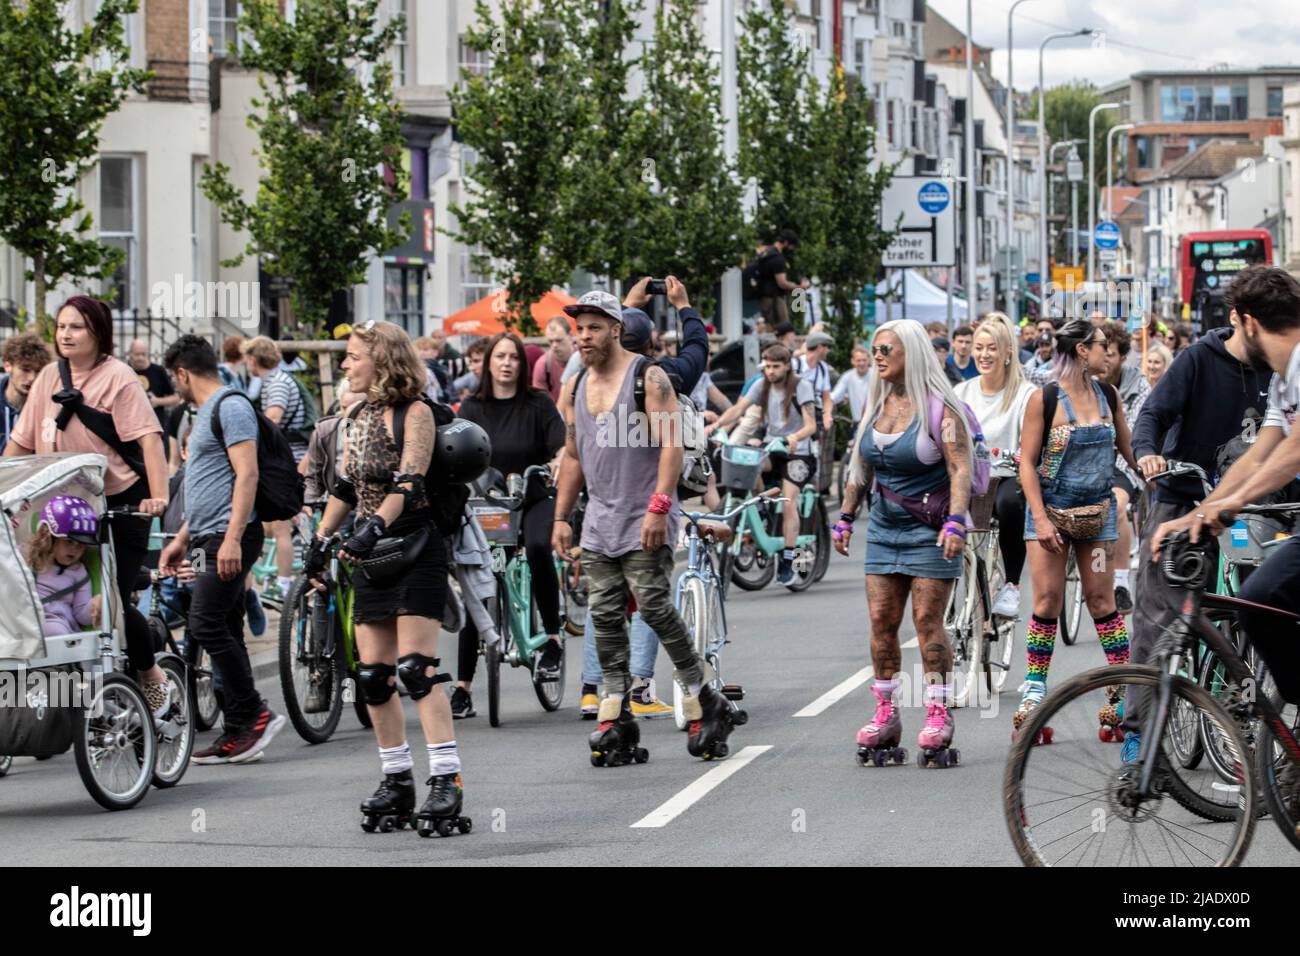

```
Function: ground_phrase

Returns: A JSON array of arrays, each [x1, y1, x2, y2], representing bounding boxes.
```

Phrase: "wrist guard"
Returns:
[[342, 515, 388, 556]]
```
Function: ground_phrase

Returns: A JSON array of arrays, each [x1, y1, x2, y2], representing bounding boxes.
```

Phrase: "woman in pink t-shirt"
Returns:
[[5, 296, 172, 713]]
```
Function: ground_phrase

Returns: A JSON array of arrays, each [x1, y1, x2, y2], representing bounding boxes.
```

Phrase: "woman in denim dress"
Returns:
[[1015, 319, 1139, 738]]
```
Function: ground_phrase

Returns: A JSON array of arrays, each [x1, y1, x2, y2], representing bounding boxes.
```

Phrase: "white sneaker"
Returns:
[[991, 583, 1021, 618]]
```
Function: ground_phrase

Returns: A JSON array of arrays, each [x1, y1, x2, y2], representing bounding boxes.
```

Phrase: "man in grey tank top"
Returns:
[[553, 290, 740, 763]]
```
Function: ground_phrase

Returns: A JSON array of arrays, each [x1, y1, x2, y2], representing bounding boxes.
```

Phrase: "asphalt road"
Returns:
[[2, 533, 1295, 867]]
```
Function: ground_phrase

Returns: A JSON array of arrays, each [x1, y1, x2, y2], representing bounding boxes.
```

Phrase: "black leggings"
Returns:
[[995, 478, 1027, 586], [457, 495, 562, 684], [106, 481, 156, 674]]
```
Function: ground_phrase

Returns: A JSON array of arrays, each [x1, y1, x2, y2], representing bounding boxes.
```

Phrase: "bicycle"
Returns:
[[469, 465, 568, 727], [670, 496, 760, 731], [1003, 511, 1300, 866], [250, 510, 313, 609], [715, 439, 830, 594], [945, 473, 1016, 709], [143, 569, 220, 733]]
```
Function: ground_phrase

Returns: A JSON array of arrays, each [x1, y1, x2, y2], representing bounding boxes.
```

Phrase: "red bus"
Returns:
[[1179, 229, 1273, 330]]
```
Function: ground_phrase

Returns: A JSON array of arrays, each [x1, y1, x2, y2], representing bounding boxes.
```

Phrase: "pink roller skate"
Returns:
[[855, 684, 906, 767], [916, 702, 960, 768]]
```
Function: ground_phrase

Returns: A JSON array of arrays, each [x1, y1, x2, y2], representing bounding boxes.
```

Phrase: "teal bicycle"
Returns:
[[469, 465, 568, 727], [715, 439, 830, 594]]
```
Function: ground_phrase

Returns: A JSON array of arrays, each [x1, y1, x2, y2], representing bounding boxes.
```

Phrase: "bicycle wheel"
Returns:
[[948, 556, 983, 709], [74, 673, 157, 811], [278, 577, 345, 744], [673, 577, 710, 731], [486, 576, 506, 728], [1059, 555, 1083, 646], [982, 542, 1016, 697], [189, 642, 219, 733], [730, 531, 774, 591], [151, 653, 195, 789], [812, 498, 831, 583], [532, 601, 566, 713], [1257, 702, 1300, 852], [1168, 648, 1205, 771], [1004, 664, 1256, 867]]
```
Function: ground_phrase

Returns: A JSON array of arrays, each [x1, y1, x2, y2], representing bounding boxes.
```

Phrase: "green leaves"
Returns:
[[201, 0, 408, 336]]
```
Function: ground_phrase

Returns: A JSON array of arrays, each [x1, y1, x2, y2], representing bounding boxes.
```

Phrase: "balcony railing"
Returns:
[[147, 58, 209, 103]]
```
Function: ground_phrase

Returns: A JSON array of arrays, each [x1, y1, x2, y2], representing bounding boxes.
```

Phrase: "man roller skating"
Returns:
[[554, 288, 738, 766]]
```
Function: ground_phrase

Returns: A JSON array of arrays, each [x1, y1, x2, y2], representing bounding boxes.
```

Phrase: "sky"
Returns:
[[927, 0, 1300, 91]]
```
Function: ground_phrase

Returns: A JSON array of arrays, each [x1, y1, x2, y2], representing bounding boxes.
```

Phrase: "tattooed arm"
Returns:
[[374, 400, 433, 526]]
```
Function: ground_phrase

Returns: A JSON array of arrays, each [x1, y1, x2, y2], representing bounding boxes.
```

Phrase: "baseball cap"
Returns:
[[805, 332, 833, 349], [773, 321, 796, 337], [620, 308, 655, 350], [563, 290, 622, 324], [931, 337, 951, 350]]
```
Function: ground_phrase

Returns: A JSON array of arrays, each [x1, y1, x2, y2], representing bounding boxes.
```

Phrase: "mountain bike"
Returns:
[[1003, 512, 1300, 866]]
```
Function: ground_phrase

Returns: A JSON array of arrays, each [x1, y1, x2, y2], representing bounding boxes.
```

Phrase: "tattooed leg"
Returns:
[[911, 577, 955, 684], [866, 574, 910, 678]]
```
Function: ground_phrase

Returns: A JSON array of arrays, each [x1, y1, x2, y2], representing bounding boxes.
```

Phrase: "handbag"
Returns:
[[355, 525, 431, 585], [1044, 501, 1109, 541], [877, 483, 950, 530]]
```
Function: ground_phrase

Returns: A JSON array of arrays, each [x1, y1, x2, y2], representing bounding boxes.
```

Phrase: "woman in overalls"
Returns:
[[836, 319, 973, 765], [1016, 319, 1139, 737]]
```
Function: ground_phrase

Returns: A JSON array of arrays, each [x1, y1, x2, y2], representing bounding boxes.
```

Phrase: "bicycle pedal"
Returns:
[[722, 684, 744, 701]]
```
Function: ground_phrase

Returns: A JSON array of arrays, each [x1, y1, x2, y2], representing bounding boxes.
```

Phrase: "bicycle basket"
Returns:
[[469, 497, 521, 547], [1219, 513, 1290, 567], [719, 444, 763, 492], [969, 478, 1000, 533]]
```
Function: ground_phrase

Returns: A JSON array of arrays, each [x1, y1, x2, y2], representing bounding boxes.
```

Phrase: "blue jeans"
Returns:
[[581, 609, 659, 687]]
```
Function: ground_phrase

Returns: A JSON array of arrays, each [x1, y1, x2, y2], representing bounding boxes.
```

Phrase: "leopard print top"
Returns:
[[343, 402, 430, 521]]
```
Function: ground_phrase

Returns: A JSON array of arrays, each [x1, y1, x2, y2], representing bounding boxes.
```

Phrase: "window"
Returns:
[[458, 35, 490, 76], [812, 0, 823, 51], [409, 147, 428, 201], [387, 0, 407, 86], [1213, 85, 1230, 121], [1197, 85, 1212, 121], [1180, 86, 1196, 121], [1161, 85, 1180, 122], [384, 264, 423, 334], [1232, 84, 1248, 121], [209, 0, 240, 57], [854, 39, 866, 83], [1135, 136, 1151, 168], [460, 247, 493, 312], [100, 156, 138, 314], [892, 19, 905, 38], [1268, 85, 1284, 117]]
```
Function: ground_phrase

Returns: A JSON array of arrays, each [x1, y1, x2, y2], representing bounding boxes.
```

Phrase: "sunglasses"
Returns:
[[870, 344, 895, 357]]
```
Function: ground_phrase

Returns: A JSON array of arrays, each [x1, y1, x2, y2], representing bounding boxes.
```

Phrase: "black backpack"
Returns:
[[348, 397, 468, 537], [210, 390, 306, 522], [741, 248, 781, 301], [1038, 381, 1119, 464]]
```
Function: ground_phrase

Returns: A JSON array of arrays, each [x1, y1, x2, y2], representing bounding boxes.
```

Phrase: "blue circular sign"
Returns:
[[1094, 220, 1121, 250], [918, 181, 950, 215]]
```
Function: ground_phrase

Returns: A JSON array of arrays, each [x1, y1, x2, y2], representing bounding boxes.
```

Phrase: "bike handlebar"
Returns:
[[680, 488, 785, 526]]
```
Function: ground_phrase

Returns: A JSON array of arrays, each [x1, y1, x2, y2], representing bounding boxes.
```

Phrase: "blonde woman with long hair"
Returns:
[[955, 312, 1036, 617], [836, 319, 973, 766]]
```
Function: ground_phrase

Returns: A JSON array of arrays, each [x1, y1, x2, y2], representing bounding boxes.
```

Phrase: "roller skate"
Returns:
[[360, 770, 415, 832], [685, 684, 741, 761], [855, 683, 906, 767], [415, 773, 472, 837], [1011, 679, 1053, 745], [1098, 685, 1125, 742], [915, 702, 960, 768], [588, 696, 648, 767]]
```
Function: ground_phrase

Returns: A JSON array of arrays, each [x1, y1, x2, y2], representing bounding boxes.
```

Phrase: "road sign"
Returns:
[[1067, 154, 1084, 182], [1052, 265, 1085, 288], [1094, 220, 1121, 250], [882, 176, 956, 267], [1099, 248, 1119, 262]]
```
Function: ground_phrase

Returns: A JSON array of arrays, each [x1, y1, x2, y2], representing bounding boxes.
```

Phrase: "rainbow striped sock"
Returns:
[[1025, 613, 1057, 683], [1094, 610, 1130, 666]]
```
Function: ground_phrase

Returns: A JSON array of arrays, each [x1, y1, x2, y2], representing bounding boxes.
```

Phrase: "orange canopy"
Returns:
[[444, 288, 577, 336]]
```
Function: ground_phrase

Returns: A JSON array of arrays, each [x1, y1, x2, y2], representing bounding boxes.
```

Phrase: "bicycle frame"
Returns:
[[677, 522, 728, 660], [494, 544, 552, 666], [726, 487, 817, 557]]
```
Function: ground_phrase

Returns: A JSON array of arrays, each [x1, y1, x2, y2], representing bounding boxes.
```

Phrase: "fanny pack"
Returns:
[[1045, 500, 1109, 541], [877, 483, 950, 530], [355, 525, 430, 585]]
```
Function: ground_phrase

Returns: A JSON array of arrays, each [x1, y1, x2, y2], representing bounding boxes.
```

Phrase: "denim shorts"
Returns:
[[1024, 491, 1118, 543]]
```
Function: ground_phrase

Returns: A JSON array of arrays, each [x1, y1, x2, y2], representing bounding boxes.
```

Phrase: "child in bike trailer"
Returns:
[[28, 496, 101, 638]]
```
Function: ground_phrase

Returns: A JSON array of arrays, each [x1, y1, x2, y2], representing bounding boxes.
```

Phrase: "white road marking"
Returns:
[[792, 666, 873, 718], [630, 745, 773, 828], [901, 636, 918, 649]]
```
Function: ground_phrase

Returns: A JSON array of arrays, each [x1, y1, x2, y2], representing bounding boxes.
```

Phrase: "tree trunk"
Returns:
[[33, 253, 49, 341]]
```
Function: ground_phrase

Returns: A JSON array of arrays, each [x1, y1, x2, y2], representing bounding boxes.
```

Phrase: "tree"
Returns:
[[1043, 80, 1117, 262], [737, 0, 815, 248], [634, 0, 750, 318], [447, 0, 591, 334], [201, 0, 407, 337], [0, 0, 150, 334], [803, 66, 897, 367]]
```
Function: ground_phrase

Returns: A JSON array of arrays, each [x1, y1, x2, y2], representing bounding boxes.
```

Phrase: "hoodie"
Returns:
[[1132, 327, 1271, 507]]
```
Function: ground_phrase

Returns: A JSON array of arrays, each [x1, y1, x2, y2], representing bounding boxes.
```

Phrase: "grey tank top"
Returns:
[[575, 361, 679, 557]]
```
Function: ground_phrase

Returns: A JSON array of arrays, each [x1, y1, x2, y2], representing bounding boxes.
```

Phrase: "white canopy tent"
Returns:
[[875, 270, 968, 328]]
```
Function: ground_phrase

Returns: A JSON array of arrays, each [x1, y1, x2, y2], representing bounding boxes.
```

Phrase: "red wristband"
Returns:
[[648, 493, 673, 515]]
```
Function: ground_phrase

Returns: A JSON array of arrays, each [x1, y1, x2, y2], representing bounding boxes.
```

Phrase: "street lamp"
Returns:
[[1088, 101, 1121, 283], [1039, 29, 1091, 296], [965, 0, 976, 323], [1264, 154, 1287, 265], [1004, 0, 1039, 322], [1048, 139, 1082, 265], [1106, 123, 1134, 222]]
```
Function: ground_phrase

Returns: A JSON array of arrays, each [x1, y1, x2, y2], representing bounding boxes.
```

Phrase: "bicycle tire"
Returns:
[[151, 653, 195, 789], [1257, 719, 1300, 852], [189, 643, 219, 733], [949, 555, 983, 709], [1003, 664, 1256, 867], [812, 498, 831, 582], [532, 600, 565, 713], [1059, 556, 1082, 646], [278, 577, 344, 745], [74, 674, 156, 812], [731, 537, 774, 591], [673, 577, 710, 731], [982, 539, 1015, 697], [487, 575, 506, 728]]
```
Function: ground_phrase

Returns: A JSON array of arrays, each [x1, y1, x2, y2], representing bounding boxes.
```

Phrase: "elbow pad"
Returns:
[[333, 476, 358, 507]]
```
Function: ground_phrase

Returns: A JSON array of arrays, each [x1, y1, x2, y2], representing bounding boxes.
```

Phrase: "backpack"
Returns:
[[574, 356, 710, 498], [1038, 381, 1119, 467], [210, 390, 306, 522], [741, 247, 782, 301], [924, 393, 992, 496], [348, 397, 469, 538], [283, 375, 319, 446]]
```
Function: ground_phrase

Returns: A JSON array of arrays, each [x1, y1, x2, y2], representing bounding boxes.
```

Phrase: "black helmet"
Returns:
[[436, 419, 492, 484]]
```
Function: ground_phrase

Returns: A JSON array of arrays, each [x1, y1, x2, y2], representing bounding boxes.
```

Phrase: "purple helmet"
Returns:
[[39, 495, 99, 545]]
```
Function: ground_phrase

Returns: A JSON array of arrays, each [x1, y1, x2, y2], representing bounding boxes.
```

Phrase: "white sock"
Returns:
[[276, 575, 292, 594], [874, 677, 900, 696], [925, 683, 952, 706], [379, 741, 412, 775], [782, 547, 795, 560], [1115, 569, 1130, 589], [427, 740, 461, 777]]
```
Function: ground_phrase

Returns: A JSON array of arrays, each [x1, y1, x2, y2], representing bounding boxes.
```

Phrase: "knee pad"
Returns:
[[397, 653, 451, 700], [357, 662, 397, 705]]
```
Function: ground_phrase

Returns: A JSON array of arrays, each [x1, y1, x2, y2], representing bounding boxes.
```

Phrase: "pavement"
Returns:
[[2, 532, 1296, 867]]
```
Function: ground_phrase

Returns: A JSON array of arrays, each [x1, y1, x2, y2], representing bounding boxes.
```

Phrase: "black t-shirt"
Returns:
[[457, 390, 564, 479], [756, 248, 788, 298], [136, 363, 175, 427]]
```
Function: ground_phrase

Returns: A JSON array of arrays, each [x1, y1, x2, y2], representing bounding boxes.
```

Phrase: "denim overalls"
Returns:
[[1023, 379, 1119, 543]]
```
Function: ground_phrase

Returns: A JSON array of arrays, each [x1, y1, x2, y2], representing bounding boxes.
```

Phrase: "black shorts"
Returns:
[[764, 452, 817, 488], [1110, 469, 1137, 499], [351, 517, 448, 624]]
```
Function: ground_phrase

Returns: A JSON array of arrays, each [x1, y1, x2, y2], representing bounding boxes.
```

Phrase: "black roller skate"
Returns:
[[685, 684, 740, 761], [415, 773, 472, 838], [589, 696, 649, 767], [360, 770, 415, 832]]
